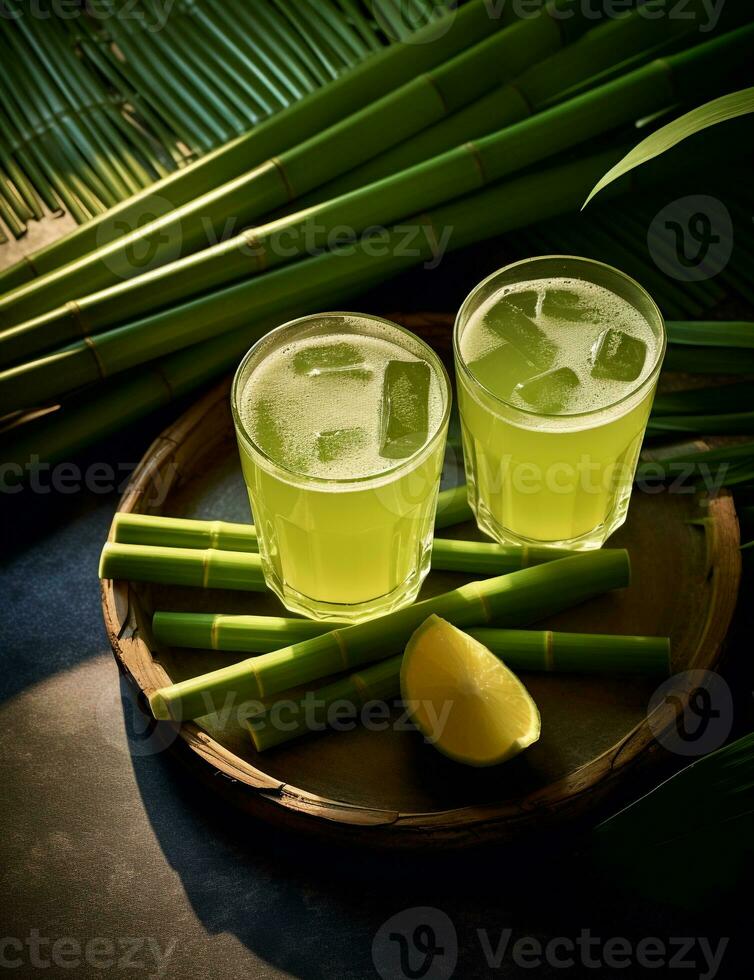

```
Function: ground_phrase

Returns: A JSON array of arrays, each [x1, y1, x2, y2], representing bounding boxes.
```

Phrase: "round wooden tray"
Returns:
[[102, 315, 741, 849]]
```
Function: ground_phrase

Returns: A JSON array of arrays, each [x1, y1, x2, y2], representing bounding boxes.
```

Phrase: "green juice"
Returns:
[[455, 258, 665, 549], [232, 314, 450, 622]]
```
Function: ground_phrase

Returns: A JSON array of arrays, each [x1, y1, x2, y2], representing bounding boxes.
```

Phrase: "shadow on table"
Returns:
[[124, 678, 748, 980]]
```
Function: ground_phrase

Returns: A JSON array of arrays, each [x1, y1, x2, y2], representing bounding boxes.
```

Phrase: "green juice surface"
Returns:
[[458, 277, 660, 546], [236, 318, 448, 620]]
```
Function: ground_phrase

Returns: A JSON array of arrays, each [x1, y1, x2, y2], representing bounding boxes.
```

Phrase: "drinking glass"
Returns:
[[454, 256, 666, 550], [232, 312, 451, 622]]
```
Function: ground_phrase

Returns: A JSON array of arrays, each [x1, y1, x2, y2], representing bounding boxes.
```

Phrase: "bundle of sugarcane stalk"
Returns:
[[97, 515, 670, 748], [1, 0, 753, 481]]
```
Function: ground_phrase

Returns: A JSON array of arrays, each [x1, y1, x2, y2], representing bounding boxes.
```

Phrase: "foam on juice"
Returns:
[[240, 327, 445, 480], [460, 277, 658, 415]]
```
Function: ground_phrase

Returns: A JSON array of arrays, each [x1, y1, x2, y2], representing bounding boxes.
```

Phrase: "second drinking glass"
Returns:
[[454, 256, 666, 551], [232, 313, 451, 622]]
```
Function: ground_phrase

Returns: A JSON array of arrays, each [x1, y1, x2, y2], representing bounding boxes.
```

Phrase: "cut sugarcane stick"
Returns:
[[111, 485, 471, 550], [434, 484, 473, 529], [245, 624, 669, 751], [153, 609, 669, 674], [99, 542, 266, 591], [99, 535, 587, 589], [147, 549, 630, 721], [4, 22, 750, 366], [112, 512, 260, 551]]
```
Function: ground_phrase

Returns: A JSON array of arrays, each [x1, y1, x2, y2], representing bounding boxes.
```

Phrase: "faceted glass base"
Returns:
[[259, 542, 433, 624]]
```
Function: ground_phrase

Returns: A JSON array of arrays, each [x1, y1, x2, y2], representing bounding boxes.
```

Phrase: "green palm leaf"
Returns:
[[584, 87, 754, 207]]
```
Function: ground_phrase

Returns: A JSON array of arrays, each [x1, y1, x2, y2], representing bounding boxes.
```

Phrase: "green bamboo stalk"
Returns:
[[249, 655, 403, 750], [0, 143, 656, 455], [246, 625, 669, 750], [652, 382, 754, 416], [3, 22, 747, 366], [636, 441, 754, 486], [666, 321, 754, 348], [99, 542, 267, 591], [647, 412, 754, 436], [153, 610, 669, 674], [100, 535, 582, 588], [0, 2, 579, 328], [147, 550, 630, 720], [663, 346, 754, 374], [111, 485, 472, 550], [0, 0, 508, 293], [297, 0, 730, 207], [112, 512, 260, 551], [0, 144, 630, 411], [434, 485, 473, 529], [11, 128, 729, 471]]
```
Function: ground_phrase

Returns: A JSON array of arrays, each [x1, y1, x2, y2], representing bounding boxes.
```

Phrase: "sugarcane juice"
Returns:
[[233, 314, 450, 621], [456, 270, 664, 549]]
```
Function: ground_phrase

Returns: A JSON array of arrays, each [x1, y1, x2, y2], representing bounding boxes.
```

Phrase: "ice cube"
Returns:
[[316, 427, 366, 464], [468, 345, 539, 400], [590, 328, 647, 382], [514, 367, 580, 414], [379, 360, 430, 459], [484, 299, 556, 370], [293, 342, 370, 378], [542, 288, 595, 322], [506, 289, 540, 319]]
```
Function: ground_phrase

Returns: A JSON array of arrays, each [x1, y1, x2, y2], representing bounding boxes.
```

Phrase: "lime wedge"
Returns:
[[401, 615, 541, 767]]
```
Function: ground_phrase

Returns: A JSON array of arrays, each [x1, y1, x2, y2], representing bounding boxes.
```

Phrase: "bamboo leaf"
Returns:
[[583, 87, 754, 207]]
